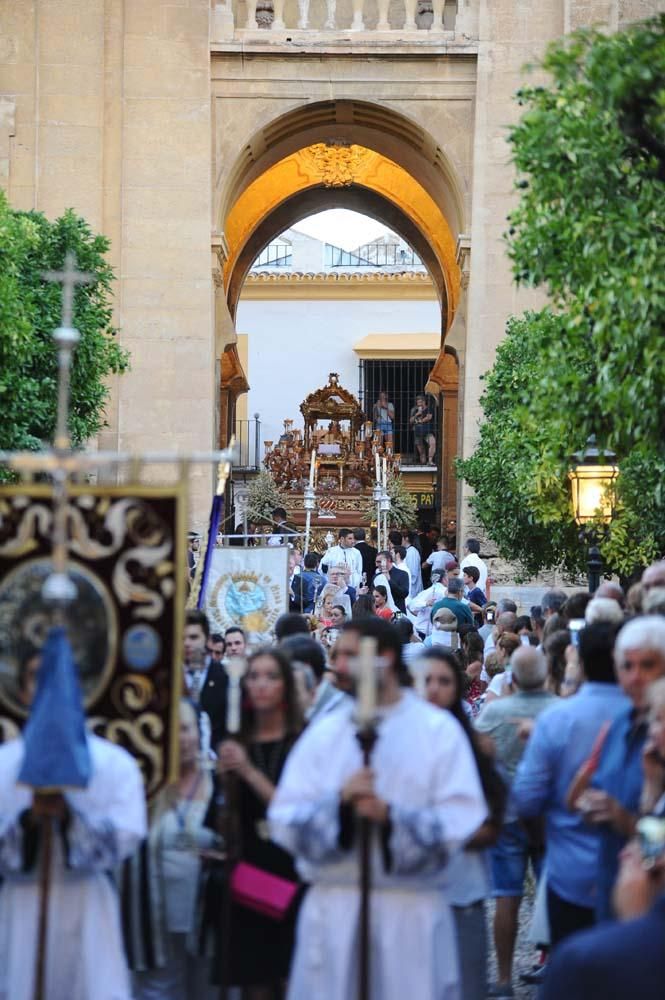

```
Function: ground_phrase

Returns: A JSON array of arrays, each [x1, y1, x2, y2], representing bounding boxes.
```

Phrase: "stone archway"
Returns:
[[215, 100, 469, 530]]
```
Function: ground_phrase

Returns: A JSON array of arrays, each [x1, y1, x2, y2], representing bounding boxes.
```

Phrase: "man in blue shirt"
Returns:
[[513, 623, 628, 946], [541, 893, 665, 1000], [430, 576, 474, 628], [577, 615, 665, 921]]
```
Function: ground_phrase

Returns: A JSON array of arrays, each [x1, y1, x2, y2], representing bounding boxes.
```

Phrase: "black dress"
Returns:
[[212, 736, 302, 987]]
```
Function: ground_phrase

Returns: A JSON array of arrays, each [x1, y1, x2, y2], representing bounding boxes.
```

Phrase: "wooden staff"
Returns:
[[33, 811, 55, 1000], [219, 657, 246, 1000], [354, 638, 379, 1000], [355, 724, 379, 1000]]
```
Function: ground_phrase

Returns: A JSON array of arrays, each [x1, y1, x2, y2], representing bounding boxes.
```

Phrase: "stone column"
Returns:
[[117, 0, 214, 527], [459, 0, 563, 545]]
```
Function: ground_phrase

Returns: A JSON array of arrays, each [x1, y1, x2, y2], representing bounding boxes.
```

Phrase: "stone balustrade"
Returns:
[[212, 0, 478, 41]]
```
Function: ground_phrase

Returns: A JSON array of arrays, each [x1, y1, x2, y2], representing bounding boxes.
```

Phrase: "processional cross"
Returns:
[[39, 252, 93, 601]]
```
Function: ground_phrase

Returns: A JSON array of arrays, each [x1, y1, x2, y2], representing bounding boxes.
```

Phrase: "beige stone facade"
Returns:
[[0, 0, 662, 529]]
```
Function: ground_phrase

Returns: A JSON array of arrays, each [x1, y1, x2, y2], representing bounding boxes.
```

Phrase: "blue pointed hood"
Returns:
[[18, 625, 91, 789]]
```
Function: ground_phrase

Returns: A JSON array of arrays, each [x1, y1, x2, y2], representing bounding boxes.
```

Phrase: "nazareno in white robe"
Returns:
[[268, 690, 487, 1000], [0, 734, 147, 1000]]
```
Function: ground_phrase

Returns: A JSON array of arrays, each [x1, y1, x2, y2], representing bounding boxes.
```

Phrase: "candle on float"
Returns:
[[382, 456, 387, 487], [356, 637, 378, 727], [375, 451, 380, 482], [309, 449, 316, 487]]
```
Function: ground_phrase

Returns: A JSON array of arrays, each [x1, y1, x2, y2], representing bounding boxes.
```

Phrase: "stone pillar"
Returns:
[[459, 0, 563, 544], [117, 0, 214, 527]]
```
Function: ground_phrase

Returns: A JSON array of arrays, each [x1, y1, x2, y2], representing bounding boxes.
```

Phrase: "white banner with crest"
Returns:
[[202, 546, 289, 643]]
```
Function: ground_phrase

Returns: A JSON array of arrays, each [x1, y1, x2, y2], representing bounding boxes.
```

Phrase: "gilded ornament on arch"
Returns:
[[301, 142, 372, 189]]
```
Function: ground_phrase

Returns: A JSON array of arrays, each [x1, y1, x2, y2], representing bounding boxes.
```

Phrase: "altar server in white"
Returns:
[[321, 528, 364, 589], [0, 732, 146, 1000], [269, 617, 487, 1000]]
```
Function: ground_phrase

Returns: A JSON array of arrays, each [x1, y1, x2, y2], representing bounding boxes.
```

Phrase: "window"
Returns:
[[358, 359, 438, 465]]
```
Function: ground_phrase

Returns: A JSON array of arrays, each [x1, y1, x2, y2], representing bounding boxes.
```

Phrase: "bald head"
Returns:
[[642, 561, 665, 593], [511, 646, 548, 691], [595, 581, 625, 608], [497, 612, 517, 635]]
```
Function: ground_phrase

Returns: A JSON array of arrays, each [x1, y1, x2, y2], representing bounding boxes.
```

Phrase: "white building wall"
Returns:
[[235, 296, 441, 456]]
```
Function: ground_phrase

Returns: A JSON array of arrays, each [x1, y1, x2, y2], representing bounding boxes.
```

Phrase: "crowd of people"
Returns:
[[3, 523, 665, 1000], [170, 529, 665, 998]]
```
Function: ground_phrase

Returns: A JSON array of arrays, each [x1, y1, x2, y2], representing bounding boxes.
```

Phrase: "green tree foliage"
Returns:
[[458, 17, 665, 578], [0, 193, 129, 454]]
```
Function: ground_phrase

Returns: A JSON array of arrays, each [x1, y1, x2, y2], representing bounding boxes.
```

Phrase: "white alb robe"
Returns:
[[0, 734, 147, 1000], [268, 691, 487, 1000]]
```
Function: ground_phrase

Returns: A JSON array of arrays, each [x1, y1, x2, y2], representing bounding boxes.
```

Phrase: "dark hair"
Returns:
[[377, 550, 393, 564], [562, 591, 592, 622], [394, 617, 414, 642], [515, 615, 532, 633], [339, 527, 354, 540], [463, 565, 480, 584], [280, 635, 327, 682], [393, 545, 407, 561], [530, 604, 545, 628], [542, 613, 565, 642], [341, 617, 411, 687], [388, 530, 403, 548], [304, 552, 319, 570], [465, 538, 481, 554], [354, 528, 366, 541], [224, 625, 245, 640], [186, 609, 210, 640], [462, 631, 484, 663], [578, 623, 619, 684], [373, 584, 389, 600], [209, 632, 225, 646], [352, 595, 376, 619], [272, 507, 287, 521], [543, 629, 572, 694], [242, 646, 302, 739], [542, 588, 568, 614], [420, 648, 507, 826], [275, 613, 310, 640], [332, 605, 347, 617]]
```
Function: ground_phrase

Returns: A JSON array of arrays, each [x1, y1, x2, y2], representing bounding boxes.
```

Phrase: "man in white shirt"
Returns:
[[321, 528, 363, 589], [406, 578, 448, 638], [460, 538, 489, 593], [402, 531, 423, 598]]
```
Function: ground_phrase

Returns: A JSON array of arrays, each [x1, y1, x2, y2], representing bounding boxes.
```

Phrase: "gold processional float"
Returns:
[[262, 373, 399, 547]]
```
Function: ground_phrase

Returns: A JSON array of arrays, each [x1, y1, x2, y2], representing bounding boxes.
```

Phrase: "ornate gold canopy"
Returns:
[[300, 372, 364, 448]]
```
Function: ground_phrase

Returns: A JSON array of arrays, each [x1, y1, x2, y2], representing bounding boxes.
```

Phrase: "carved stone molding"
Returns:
[[455, 233, 471, 290]]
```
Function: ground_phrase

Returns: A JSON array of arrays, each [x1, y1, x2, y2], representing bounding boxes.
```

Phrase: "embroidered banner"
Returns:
[[202, 546, 289, 644], [0, 484, 186, 799]]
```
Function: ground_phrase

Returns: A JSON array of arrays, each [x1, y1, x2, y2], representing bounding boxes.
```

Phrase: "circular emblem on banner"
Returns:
[[122, 624, 161, 672], [209, 570, 283, 637]]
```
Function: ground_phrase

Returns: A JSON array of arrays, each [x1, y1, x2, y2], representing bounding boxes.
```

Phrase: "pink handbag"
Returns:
[[230, 861, 298, 920]]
